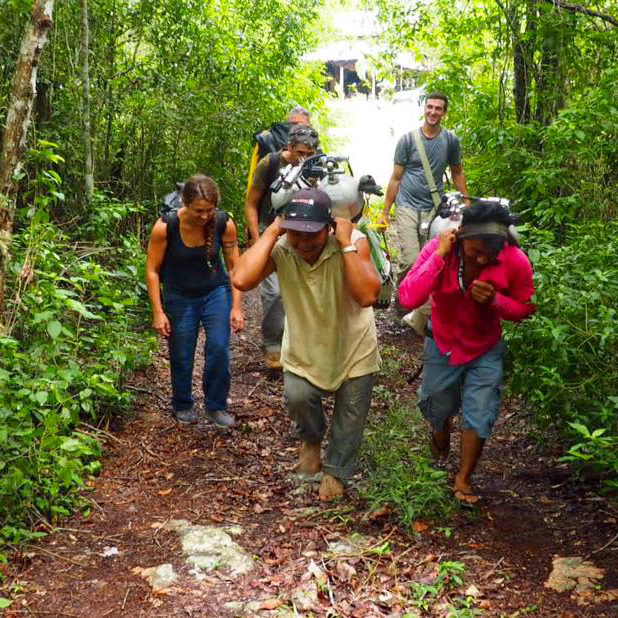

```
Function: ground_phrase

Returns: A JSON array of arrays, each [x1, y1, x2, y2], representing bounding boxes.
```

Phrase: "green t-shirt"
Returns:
[[271, 229, 381, 391]]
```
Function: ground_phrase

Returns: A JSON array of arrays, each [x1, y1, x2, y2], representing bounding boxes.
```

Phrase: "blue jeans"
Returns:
[[418, 338, 506, 439], [163, 285, 231, 413]]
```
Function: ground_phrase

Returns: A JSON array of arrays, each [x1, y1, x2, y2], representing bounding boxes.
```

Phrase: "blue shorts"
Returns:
[[418, 338, 506, 439]]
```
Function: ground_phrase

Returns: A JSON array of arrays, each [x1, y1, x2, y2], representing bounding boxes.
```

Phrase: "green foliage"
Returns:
[[360, 349, 453, 525], [0, 149, 154, 554], [465, 67, 618, 224], [409, 560, 483, 615], [1, 0, 328, 222], [505, 223, 618, 486], [361, 400, 452, 525], [561, 423, 618, 491]]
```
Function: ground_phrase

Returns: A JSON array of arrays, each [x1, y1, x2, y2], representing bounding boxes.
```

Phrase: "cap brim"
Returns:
[[280, 220, 328, 233]]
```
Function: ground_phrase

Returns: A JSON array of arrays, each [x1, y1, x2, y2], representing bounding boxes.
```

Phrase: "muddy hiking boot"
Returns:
[[204, 408, 236, 429], [264, 351, 283, 370], [319, 474, 345, 501], [298, 441, 322, 475], [173, 407, 199, 424]]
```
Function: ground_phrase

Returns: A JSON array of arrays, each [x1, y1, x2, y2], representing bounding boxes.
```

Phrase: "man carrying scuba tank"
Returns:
[[244, 124, 320, 369], [233, 188, 381, 501], [246, 106, 311, 198], [378, 92, 469, 335]]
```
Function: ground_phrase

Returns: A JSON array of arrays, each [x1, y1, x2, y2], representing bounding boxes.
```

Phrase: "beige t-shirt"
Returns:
[[271, 229, 381, 391]]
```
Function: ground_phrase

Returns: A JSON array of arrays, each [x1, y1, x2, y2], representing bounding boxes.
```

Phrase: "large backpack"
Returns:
[[255, 122, 292, 159], [246, 122, 292, 199], [160, 182, 184, 220], [256, 151, 283, 227]]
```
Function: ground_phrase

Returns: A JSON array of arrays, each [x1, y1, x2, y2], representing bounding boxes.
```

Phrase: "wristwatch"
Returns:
[[342, 245, 358, 254]]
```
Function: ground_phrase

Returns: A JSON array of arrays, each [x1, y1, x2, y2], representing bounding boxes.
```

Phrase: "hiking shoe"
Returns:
[[264, 351, 283, 370], [204, 409, 236, 429], [319, 474, 345, 501], [173, 407, 198, 424], [298, 441, 321, 475]]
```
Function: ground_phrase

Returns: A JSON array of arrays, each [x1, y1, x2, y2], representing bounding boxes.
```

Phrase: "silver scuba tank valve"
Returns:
[[279, 163, 305, 189], [270, 162, 312, 213], [444, 191, 463, 209], [428, 192, 465, 241]]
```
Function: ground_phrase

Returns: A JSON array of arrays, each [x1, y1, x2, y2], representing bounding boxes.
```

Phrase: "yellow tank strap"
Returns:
[[246, 144, 260, 197]]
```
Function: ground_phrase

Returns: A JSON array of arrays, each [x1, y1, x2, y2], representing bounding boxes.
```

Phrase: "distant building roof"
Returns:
[[303, 42, 425, 71]]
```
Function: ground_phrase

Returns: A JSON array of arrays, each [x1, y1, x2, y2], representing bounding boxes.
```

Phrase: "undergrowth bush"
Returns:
[[360, 399, 453, 525], [505, 222, 618, 488], [461, 67, 618, 225], [0, 159, 154, 556], [360, 348, 453, 525]]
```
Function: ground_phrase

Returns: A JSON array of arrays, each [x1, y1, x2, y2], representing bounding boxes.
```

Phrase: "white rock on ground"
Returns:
[[134, 563, 178, 592], [545, 556, 604, 593], [164, 519, 254, 576]]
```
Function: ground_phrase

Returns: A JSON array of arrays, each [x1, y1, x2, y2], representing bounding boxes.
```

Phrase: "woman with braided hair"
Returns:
[[146, 175, 245, 427], [399, 202, 536, 506]]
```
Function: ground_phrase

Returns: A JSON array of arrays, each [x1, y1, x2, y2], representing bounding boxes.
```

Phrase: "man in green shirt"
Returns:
[[233, 188, 381, 500]]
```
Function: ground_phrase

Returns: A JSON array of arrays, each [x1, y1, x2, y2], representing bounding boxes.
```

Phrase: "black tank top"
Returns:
[[161, 211, 230, 298]]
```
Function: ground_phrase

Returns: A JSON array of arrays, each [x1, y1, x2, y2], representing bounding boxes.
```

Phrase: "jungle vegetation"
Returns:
[[0, 0, 616, 560]]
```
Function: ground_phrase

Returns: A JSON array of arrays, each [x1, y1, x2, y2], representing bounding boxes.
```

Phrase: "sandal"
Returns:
[[452, 488, 480, 509]]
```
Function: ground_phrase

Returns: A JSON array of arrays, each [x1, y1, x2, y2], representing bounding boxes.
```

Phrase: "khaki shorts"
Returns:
[[394, 206, 435, 278], [393, 206, 434, 334]]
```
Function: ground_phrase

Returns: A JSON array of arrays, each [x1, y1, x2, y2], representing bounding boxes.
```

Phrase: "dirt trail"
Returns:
[[3, 292, 618, 617]]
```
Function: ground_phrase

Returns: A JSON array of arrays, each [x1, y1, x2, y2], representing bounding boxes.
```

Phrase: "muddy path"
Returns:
[[3, 292, 617, 617]]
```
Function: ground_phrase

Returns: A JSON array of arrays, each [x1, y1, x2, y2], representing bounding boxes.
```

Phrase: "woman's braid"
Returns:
[[202, 216, 217, 265]]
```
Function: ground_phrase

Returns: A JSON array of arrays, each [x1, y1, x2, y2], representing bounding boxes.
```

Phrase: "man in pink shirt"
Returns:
[[399, 202, 536, 505]]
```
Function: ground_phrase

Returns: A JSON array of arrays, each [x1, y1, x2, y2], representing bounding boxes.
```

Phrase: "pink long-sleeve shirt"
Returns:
[[399, 237, 536, 365]]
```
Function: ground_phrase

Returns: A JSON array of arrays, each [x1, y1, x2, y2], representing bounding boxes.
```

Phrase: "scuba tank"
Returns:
[[428, 192, 519, 242], [428, 192, 466, 240], [316, 157, 364, 221], [269, 154, 382, 220], [269, 161, 313, 214]]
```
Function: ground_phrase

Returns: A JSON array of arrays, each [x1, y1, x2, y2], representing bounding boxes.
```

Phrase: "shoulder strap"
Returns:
[[162, 211, 178, 235], [216, 210, 229, 237], [411, 129, 441, 209], [266, 151, 282, 188]]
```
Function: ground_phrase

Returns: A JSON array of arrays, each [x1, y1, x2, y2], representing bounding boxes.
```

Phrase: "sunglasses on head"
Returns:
[[293, 127, 318, 138]]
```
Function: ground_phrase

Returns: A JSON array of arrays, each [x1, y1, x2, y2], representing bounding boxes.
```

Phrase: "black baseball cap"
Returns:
[[279, 188, 333, 233]]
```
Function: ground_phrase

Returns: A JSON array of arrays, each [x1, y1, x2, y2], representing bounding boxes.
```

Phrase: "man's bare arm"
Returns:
[[378, 164, 404, 226]]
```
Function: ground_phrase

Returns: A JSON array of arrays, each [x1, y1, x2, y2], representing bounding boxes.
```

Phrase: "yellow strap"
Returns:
[[246, 144, 260, 197]]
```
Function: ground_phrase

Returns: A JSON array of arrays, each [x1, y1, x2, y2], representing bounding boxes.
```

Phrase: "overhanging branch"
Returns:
[[542, 0, 618, 27]]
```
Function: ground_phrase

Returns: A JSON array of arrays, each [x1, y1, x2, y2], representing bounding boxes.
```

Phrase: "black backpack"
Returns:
[[160, 182, 184, 220], [255, 122, 292, 159]]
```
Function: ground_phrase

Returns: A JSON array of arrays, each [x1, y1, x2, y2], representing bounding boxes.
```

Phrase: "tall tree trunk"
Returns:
[[535, 21, 565, 125], [0, 0, 54, 321], [81, 0, 94, 202], [513, 1, 535, 124]]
